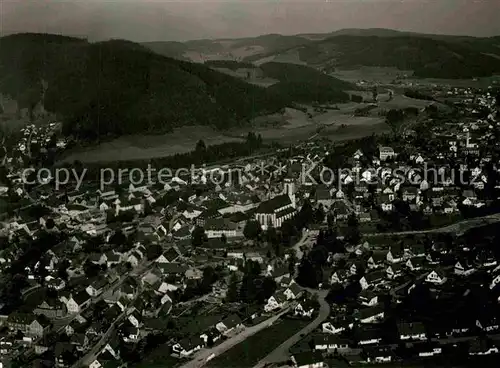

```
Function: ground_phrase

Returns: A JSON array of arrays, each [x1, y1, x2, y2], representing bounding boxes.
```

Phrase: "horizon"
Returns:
[[2, 0, 500, 42], [2, 27, 500, 44]]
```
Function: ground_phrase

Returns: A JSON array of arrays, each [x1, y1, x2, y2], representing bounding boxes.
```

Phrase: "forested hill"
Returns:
[[245, 35, 500, 79], [0, 34, 350, 141]]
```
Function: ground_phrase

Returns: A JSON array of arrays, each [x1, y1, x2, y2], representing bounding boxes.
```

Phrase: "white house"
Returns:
[[425, 270, 447, 285], [379, 147, 395, 161], [264, 292, 287, 312]]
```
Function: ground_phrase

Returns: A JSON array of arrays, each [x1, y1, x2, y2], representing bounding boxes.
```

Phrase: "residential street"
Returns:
[[253, 289, 330, 368], [291, 231, 315, 260]]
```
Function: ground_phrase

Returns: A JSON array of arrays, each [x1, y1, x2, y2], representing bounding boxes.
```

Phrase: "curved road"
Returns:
[[253, 289, 330, 368]]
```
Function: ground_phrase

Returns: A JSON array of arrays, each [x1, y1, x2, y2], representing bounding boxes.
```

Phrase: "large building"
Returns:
[[254, 194, 296, 230]]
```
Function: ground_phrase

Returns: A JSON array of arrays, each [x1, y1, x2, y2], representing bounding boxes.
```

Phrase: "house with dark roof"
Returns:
[[357, 306, 385, 324], [172, 337, 204, 357], [398, 322, 427, 341], [264, 291, 287, 312], [359, 270, 385, 290], [216, 314, 243, 336], [6, 313, 50, 337], [291, 352, 325, 368]]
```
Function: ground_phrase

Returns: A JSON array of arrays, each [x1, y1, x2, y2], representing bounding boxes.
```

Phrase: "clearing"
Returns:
[[61, 126, 244, 164]]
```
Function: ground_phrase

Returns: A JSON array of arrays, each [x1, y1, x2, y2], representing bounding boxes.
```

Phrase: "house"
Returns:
[[425, 269, 447, 285], [279, 276, 295, 288], [264, 292, 287, 312], [405, 257, 425, 271], [200, 328, 222, 346], [156, 247, 181, 263], [379, 147, 395, 161], [6, 313, 50, 337], [355, 328, 382, 345], [330, 270, 347, 285], [455, 260, 476, 276], [294, 300, 315, 318], [387, 245, 404, 263], [34, 299, 67, 319], [216, 314, 243, 336], [358, 289, 380, 307], [284, 283, 303, 300], [377, 194, 393, 212], [357, 306, 385, 324], [364, 346, 393, 363], [64, 292, 91, 314], [322, 319, 351, 335], [313, 333, 350, 351], [172, 336, 204, 358], [85, 278, 108, 297], [476, 316, 499, 332], [367, 252, 387, 269], [405, 243, 426, 258], [415, 343, 443, 358], [270, 267, 290, 283], [386, 263, 404, 279], [398, 322, 427, 341], [359, 270, 385, 290], [291, 352, 325, 368], [54, 342, 77, 367], [402, 186, 419, 202], [205, 218, 238, 239], [468, 338, 499, 356]]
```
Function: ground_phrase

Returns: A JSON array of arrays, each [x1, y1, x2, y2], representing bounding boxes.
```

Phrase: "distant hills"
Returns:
[[0, 33, 352, 140], [144, 28, 500, 79], [2, 29, 499, 141]]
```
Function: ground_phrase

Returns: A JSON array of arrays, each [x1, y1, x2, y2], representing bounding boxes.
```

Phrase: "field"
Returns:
[[61, 102, 391, 163], [61, 126, 245, 164], [254, 50, 306, 66], [205, 318, 309, 368], [332, 66, 500, 89], [332, 66, 414, 84]]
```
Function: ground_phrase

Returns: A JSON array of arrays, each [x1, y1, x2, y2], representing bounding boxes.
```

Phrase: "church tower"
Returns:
[[283, 178, 296, 208]]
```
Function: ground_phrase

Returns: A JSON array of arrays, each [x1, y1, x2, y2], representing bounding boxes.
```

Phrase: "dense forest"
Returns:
[[295, 35, 500, 79]]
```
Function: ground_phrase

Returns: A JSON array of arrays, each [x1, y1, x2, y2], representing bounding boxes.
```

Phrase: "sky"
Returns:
[[1, 0, 500, 42]]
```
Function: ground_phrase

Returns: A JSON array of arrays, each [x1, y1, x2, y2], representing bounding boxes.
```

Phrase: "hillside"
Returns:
[[258, 62, 353, 104], [249, 35, 500, 79], [0, 34, 294, 140], [142, 30, 500, 79], [142, 34, 311, 62], [140, 41, 189, 60]]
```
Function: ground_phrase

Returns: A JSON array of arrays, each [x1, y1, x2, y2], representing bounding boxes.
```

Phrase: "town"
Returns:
[[0, 82, 500, 368]]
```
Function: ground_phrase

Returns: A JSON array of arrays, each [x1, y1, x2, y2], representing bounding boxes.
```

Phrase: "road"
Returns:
[[53, 260, 153, 331], [179, 307, 293, 368], [66, 261, 153, 367], [292, 231, 315, 260], [71, 308, 130, 368], [253, 289, 330, 368], [337, 213, 500, 240]]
